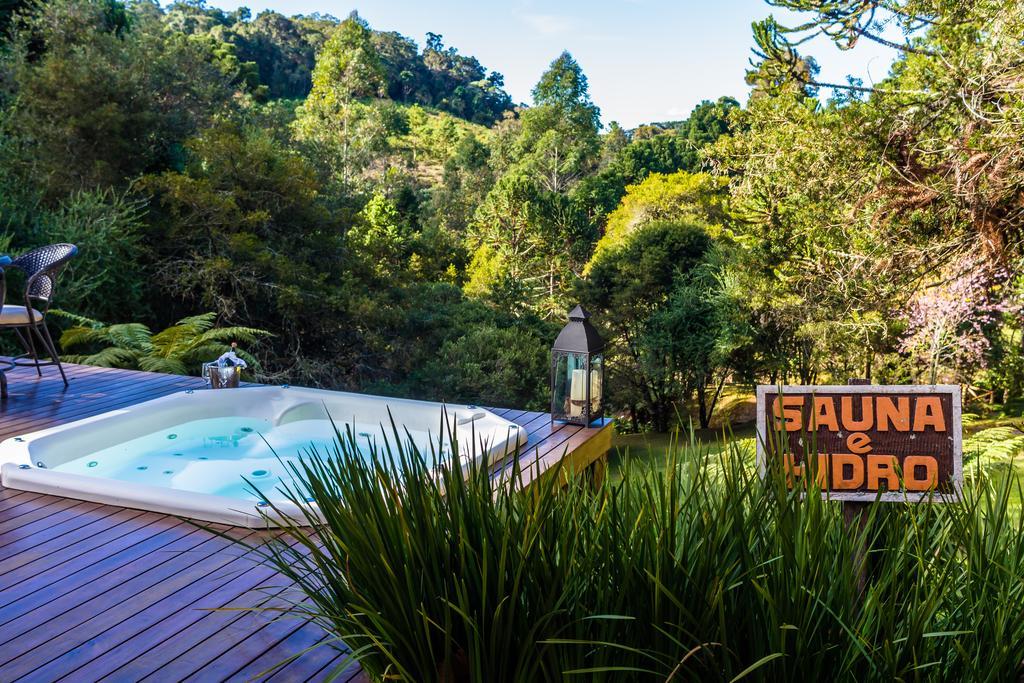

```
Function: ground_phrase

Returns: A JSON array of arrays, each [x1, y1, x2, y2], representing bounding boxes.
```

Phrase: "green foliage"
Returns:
[[233, 11, 318, 99], [617, 98, 739, 184], [290, 12, 391, 188], [237, 432, 1024, 681], [4, 0, 1021, 436], [309, 12, 385, 102], [56, 310, 269, 375], [30, 188, 148, 323], [347, 191, 414, 280], [702, 0, 1024, 393], [581, 221, 730, 430], [0, 0, 31, 39], [0, 0, 235, 199], [413, 323, 549, 410], [678, 96, 741, 148], [464, 53, 606, 319], [379, 31, 512, 125], [572, 98, 739, 226], [517, 52, 601, 193], [589, 171, 730, 267], [141, 122, 340, 354], [0, 161, 150, 323], [431, 132, 493, 234], [355, 282, 554, 409]]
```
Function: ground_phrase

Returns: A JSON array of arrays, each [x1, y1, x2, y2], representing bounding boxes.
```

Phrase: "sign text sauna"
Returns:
[[755, 385, 962, 502]]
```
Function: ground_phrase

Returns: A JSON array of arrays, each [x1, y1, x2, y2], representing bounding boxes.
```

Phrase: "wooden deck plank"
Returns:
[[179, 600, 320, 682], [0, 362, 613, 681], [0, 487, 36, 504], [323, 655, 367, 683], [85, 535, 304, 682], [0, 520, 194, 626], [138, 587, 297, 681], [0, 365, 198, 411], [0, 521, 216, 640], [0, 365, 166, 412], [0, 491, 63, 522], [36, 538, 278, 682], [240, 621, 341, 682], [115, 578, 292, 682], [0, 375, 202, 437], [492, 421, 576, 477], [0, 505, 138, 581], [0, 500, 105, 546], [264, 634, 352, 683], [92, 566, 286, 682], [0, 531, 257, 679], [0, 509, 157, 600]]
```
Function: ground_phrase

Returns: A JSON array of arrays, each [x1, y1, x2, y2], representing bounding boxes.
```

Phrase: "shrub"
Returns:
[[238, 432, 1024, 681], [33, 188, 149, 323]]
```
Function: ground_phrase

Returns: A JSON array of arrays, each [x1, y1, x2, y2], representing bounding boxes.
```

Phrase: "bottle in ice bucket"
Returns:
[[204, 342, 247, 389]]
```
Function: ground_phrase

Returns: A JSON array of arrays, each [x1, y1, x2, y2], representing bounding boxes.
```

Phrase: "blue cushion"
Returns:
[[0, 255, 11, 266]]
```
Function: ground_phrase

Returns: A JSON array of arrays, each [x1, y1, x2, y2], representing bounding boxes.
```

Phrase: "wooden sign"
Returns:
[[755, 385, 962, 502]]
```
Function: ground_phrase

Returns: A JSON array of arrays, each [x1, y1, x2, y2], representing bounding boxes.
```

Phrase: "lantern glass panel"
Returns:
[[552, 351, 589, 422], [590, 354, 603, 415]]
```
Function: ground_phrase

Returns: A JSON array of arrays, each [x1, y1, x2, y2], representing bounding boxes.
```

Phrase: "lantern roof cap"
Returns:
[[553, 305, 605, 353]]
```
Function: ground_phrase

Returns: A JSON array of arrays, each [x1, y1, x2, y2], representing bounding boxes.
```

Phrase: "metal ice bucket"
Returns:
[[203, 362, 241, 389]]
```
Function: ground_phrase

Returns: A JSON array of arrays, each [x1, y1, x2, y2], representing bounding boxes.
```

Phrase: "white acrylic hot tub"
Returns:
[[0, 385, 527, 527]]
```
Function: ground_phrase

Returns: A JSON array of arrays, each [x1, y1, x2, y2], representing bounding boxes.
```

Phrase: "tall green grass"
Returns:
[[239, 426, 1024, 682]]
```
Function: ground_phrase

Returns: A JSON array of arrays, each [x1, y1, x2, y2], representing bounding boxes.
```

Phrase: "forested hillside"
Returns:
[[1, 0, 1022, 431]]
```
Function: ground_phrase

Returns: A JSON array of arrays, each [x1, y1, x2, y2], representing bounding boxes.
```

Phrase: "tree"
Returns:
[[649, 275, 737, 429], [749, 1, 1024, 257], [414, 324, 549, 410], [432, 132, 494, 235], [347, 191, 415, 281], [580, 220, 730, 431], [29, 188, 150, 324], [678, 97, 741, 149], [372, 30, 429, 103], [573, 99, 739, 229], [292, 12, 388, 188], [0, 0, 31, 39], [234, 11, 317, 99], [516, 52, 601, 192], [0, 0, 235, 199], [418, 32, 512, 124], [532, 51, 598, 119], [589, 171, 730, 268], [900, 255, 1018, 385], [467, 53, 602, 319], [142, 122, 341, 362], [706, 0, 1024, 390], [466, 171, 544, 302]]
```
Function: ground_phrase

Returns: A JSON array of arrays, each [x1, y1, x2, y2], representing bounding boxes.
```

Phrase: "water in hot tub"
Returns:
[[50, 417, 446, 502]]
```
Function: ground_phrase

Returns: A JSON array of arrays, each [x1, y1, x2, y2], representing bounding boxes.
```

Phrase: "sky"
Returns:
[[203, 0, 904, 128]]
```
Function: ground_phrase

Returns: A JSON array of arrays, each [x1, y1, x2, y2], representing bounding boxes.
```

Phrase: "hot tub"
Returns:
[[0, 385, 527, 527]]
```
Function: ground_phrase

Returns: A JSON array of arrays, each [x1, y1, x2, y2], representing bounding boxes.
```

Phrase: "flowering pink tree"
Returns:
[[901, 256, 1020, 385]]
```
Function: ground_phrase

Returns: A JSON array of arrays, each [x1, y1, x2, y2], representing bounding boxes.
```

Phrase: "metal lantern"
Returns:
[[551, 305, 606, 426]]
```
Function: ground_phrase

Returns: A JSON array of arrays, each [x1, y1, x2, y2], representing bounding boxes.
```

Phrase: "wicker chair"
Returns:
[[0, 243, 78, 387]]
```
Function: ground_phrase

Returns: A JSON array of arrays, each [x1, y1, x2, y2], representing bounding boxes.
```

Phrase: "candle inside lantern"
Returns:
[[569, 368, 586, 416], [590, 369, 601, 412]]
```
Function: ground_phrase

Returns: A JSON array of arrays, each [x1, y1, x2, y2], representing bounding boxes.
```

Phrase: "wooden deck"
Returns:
[[0, 362, 612, 682]]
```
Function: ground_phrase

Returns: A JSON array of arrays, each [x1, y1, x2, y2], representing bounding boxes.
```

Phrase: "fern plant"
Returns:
[[53, 311, 270, 376]]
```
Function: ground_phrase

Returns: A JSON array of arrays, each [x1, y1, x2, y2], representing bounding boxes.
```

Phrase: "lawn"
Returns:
[[609, 424, 756, 477]]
